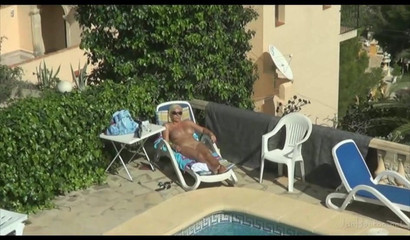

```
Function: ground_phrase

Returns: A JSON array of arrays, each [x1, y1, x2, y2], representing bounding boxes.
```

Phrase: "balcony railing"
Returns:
[[340, 5, 361, 34], [189, 99, 410, 184]]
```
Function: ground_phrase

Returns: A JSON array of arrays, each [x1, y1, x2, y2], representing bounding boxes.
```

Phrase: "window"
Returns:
[[275, 5, 285, 27]]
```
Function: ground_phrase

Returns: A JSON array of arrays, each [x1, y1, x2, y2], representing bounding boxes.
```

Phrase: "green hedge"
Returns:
[[0, 79, 158, 213]]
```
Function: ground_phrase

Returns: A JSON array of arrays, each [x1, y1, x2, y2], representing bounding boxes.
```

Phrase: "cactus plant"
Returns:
[[70, 62, 88, 91], [34, 61, 60, 90]]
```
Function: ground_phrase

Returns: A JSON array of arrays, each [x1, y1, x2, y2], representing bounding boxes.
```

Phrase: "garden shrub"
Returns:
[[76, 5, 259, 109], [0, 64, 37, 104], [0, 79, 158, 213]]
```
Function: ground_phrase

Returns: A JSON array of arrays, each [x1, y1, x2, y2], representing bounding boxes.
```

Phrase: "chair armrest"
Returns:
[[200, 133, 212, 143], [200, 134, 221, 156], [261, 134, 270, 154], [262, 125, 282, 140], [262, 124, 284, 154], [200, 134, 213, 148], [155, 138, 173, 152], [374, 170, 410, 188], [158, 139, 166, 150]]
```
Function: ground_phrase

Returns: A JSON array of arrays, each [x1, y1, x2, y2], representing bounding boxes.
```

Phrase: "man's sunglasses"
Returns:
[[171, 111, 183, 116]]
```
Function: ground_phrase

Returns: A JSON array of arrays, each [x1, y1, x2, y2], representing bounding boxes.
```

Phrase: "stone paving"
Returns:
[[22, 152, 409, 235], [21, 155, 318, 235]]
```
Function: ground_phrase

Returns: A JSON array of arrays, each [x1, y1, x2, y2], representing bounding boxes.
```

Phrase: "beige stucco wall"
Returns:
[[247, 5, 341, 127], [16, 46, 90, 84], [1, 5, 20, 54], [246, 6, 275, 98], [0, 5, 33, 54]]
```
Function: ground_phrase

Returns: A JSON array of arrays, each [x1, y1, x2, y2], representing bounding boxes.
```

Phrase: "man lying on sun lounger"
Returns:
[[161, 104, 228, 174]]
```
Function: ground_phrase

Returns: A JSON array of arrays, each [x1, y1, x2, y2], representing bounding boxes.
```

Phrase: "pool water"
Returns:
[[175, 211, 315, 235]]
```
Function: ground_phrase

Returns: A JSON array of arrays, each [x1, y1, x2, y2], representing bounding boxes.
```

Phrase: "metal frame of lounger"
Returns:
[[326, 139, 410, 229]]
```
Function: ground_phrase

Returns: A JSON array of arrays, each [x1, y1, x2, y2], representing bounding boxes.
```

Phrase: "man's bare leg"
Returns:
[[196, 143, 225, 174], [179, 144, 224, 174]]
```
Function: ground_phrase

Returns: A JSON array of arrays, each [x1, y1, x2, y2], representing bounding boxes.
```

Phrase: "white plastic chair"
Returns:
[[259, 112, 312, 192], [0, 209, 28, 235]]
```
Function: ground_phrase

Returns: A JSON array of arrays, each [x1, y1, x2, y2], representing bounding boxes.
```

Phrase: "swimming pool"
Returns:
[[174, 211, 315, 235]]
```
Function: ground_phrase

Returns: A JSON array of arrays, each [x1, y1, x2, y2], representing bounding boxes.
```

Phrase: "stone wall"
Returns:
[[377, 150, 409, 185]]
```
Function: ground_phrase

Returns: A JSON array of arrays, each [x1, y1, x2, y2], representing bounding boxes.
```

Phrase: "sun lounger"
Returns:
[[326, 139, 410, 228], [154, 100, 238, 191]]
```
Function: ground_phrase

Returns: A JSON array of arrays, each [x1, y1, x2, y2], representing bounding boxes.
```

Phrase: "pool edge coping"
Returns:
[[103, 187, 408, 235]]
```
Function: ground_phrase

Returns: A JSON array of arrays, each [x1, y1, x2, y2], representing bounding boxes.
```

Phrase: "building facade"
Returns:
[[0, 5, 85, 84], [0, 5, 357, 127], [246, 5, 356, 126]]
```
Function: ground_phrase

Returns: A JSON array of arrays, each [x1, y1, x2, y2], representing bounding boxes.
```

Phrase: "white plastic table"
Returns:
[[0, 209, 28, 235], [99, 123, 165, 181]]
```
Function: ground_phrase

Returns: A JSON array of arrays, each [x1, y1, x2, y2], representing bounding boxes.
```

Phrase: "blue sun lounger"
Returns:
[[326, 139, 410, 228]]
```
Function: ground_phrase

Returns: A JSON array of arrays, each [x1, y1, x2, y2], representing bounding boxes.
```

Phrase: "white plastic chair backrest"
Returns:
[[156, 101, 196, 127], [279, 112, 312, 148]]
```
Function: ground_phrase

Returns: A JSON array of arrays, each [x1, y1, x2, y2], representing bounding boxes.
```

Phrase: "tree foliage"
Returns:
[[75, 5, 258, 109], [339, 5, 410, 144], [360, 5, 410, 60], [340, 75, 410, 144], [338, 37, 382, 118]]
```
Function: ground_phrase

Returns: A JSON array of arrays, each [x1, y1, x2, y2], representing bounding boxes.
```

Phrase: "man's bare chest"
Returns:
[[169, 124, 195, 140]]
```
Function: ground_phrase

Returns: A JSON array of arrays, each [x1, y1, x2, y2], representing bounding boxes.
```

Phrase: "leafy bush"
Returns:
[[0, 64, 37, 104], [0, 79, 158, 213], [76, 5, 258, 109], [0, 65, 22, 102], [339, 75, 410, 144], [338, 37, 382, 118]]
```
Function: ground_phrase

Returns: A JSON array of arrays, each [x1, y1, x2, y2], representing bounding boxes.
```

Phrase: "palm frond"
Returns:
[[390, 122, 410, 143], [368, 116, 409, 127], [371, 101, 410, 109]]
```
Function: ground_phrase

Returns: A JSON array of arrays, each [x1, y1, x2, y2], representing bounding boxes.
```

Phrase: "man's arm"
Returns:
[[189, 121, 217, 142]]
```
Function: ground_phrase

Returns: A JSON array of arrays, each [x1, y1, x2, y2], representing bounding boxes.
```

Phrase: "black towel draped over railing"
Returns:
[[204, 102, 372, 189]]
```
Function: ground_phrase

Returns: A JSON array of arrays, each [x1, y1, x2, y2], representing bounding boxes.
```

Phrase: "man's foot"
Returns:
[[217, 165, 228, 174]]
